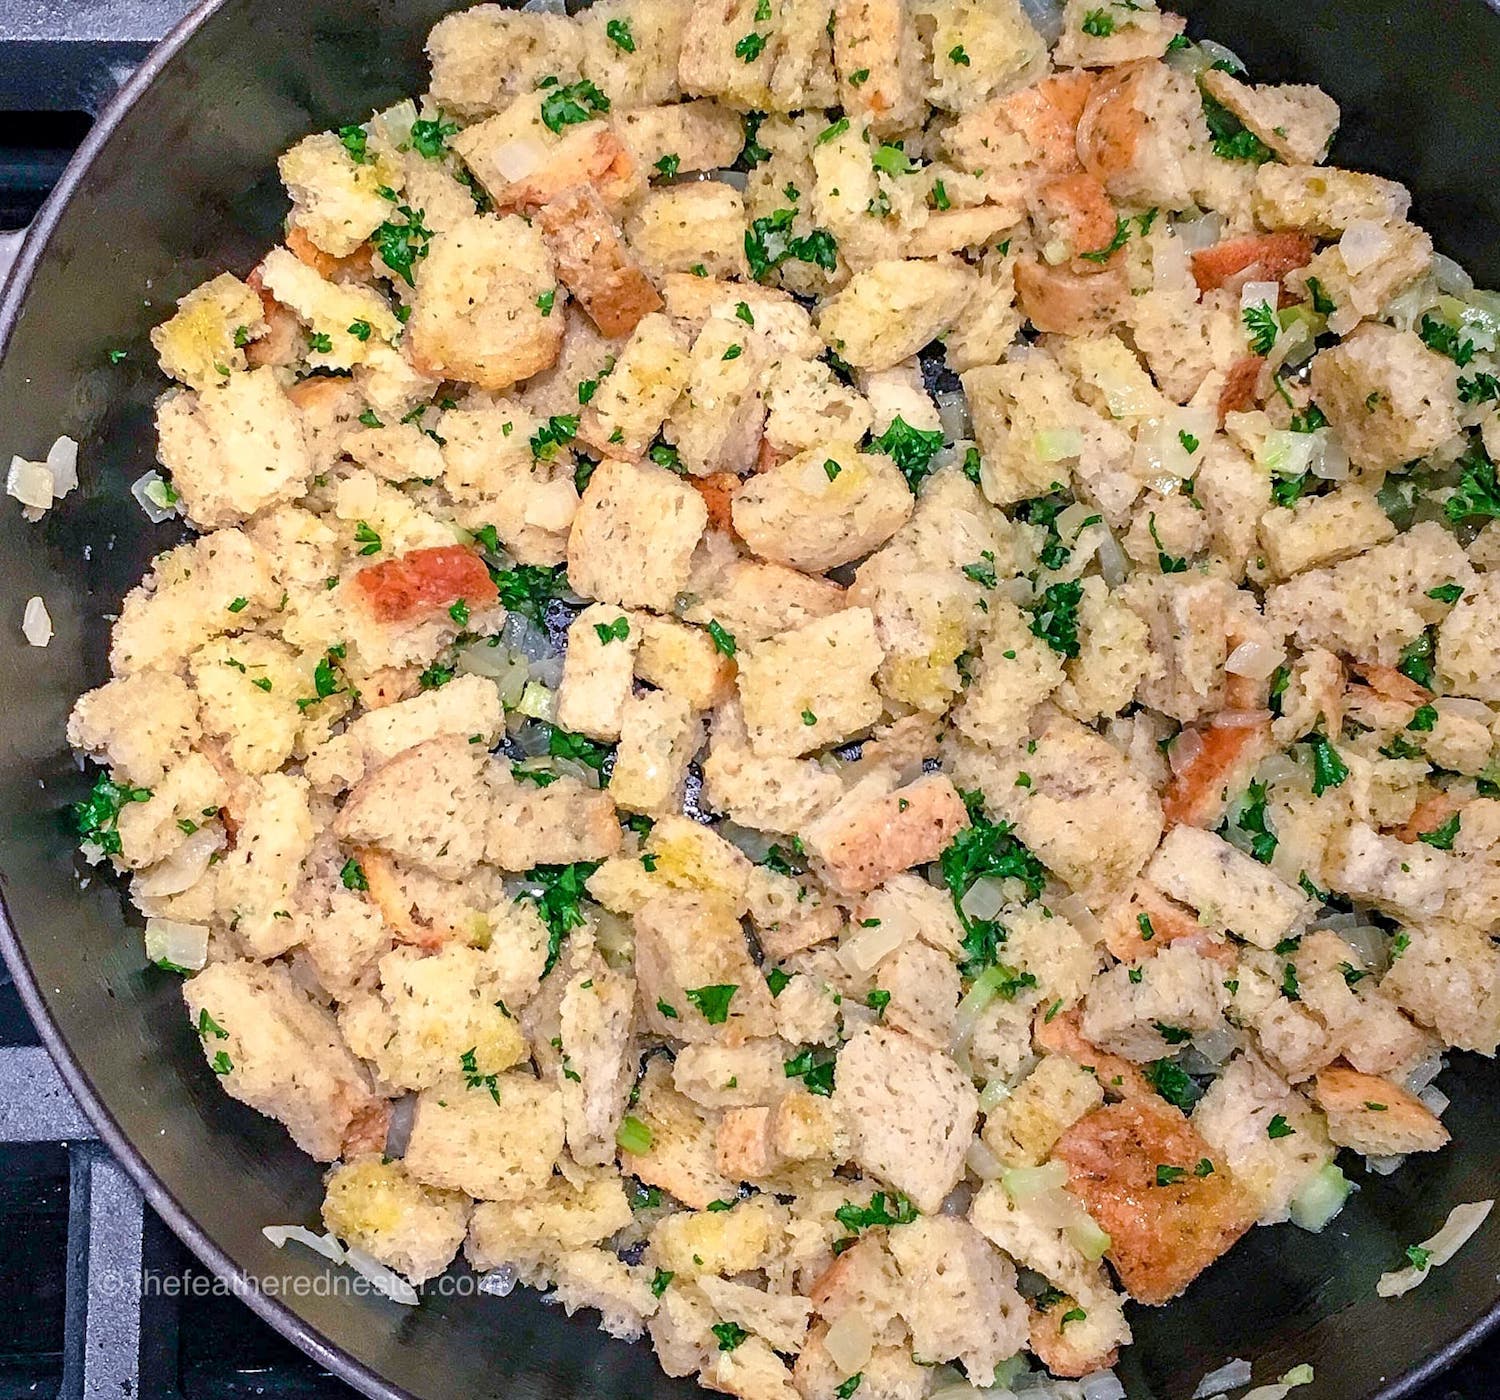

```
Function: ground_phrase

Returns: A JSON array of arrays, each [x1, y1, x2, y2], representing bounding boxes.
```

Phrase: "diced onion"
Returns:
[[479, 1263, 520, 1297], [514, 680, 555, 722], [263, 1225, 346, 1263], [1376, 1200, 1494, 1297], [966, 1138, 1005, 1179], [529, 653, 565, 689], [500, 611, 558, 661], [1241, 1365, 1315, 1400], [143, 917, 209, 972], [1065, 1213, 1113, 1262], [979, 1078, 1012, 1113], [21, 596, 52, 647], [1212, 708, 1273, 729], [1096, 527, 1129, 587], [839, 917, 906, 975], [457, 642, 528, 708], [7, 457, 54, 510], [1167, 728, 1203, 776], [1418, 1085, 1450, 1117], [1079, 1372, 1127, 1400], [130, 469, 179, 523], [1197, 38, 1246, 71], [1225, 640, 1285, 680], [935, 388, 971, 441], [1259, 430, 1319, 480], [1001, 1161, 1069, 1202], [491, 136, 549, 181], [1188, 1024, 1239, 1066], [45, 435, 79, 496], [824, 1307, 875, 1374], [1193, 1359, 1253, 1398], [1052, 892, 1101, 941], [1288, 1164, 1352, 1233], [1017, 0, 1065, 46], [1241, 280, 1281, 315], [960, 876, 1005, 925], [1364, 1153, 1406, 1176], [1340, 220, 1394, 276], [1403, 1052, 1445, 1095], [384, 1094, 417, 1157], [952, 963, 1016, 1055], [343, 1244, 419, 1305], [1033, 428, 1083, 463], [132, 824, 225, 897], [1173, 211, 1224, 253]]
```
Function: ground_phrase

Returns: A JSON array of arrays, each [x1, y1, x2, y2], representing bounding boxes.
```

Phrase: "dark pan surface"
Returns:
[[1, 1, 1498, 1396]]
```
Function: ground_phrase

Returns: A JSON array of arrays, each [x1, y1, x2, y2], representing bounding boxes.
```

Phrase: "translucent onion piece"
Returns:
[[839, 917, 905, 975], [966, 1137, 1005, 1179], [1224, 639, 1285, 679], [1240, 280, 1281, 315], [1017, 0, 1065, 46], [823, 1307, 875, 1374], [130, 470, 178, 523], [479, 1263, 520, 1297], [1192, 1359, 1253, 1399], [132, 824, 225, 897], [1001, 1161, 1069, 1202], [143, 917, 209, 972], [384, 1094, 417, 1158], [935, 387, 972, 441], [263, 1225, 346, 1263], [45, 435, 79, 497], [1340, 220, 1393, 276], [1288, 1164, 1351, 1233], [1377, 1203, 1496, 1297], [7, 457, 53, 510], [1167, 728, 1204, 776], [343, 1244, 419, 1305], [1079, 1371, 1127, 1400], [21, 596, 52, 647]]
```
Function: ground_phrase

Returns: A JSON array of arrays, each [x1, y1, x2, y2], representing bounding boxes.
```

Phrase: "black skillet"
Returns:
[[1, 1, 1498, 1395]]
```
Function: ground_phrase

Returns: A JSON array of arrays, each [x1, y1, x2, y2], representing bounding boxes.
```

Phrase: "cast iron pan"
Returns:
[[1, 1, 1497, 1395]]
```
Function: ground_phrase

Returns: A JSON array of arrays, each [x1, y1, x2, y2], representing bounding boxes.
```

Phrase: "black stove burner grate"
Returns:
[[0, 6, 1492, 1399]]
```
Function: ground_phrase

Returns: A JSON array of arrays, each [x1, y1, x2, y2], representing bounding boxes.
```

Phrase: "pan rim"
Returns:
[[0, 1, 1498, 1397]]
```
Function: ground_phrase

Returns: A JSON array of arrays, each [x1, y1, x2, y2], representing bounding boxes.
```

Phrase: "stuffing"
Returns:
[[1080, 941, 1229, 1062], [1257, 484, 1396, 581], [182, 961, 379, 1162], [634, 615, 736, 710], [151, 273, 267, 391], [1310, 1066, 1450, 1156], [735, 608, 885, 758], [406, 215, 564, 390], [536, 184, 663, 339], [67, 671, 201, 789], [1253, 163, 1412, 237], [321, 1157, 469, 1284], [578, 0, 690, 107], [816, 258, 978, 370], [664, 313, 768, 476], [1199, 69, 1339, 165], [1052, 1095, 1256, 1305], [834, 1024, 978, 1212], [555, 603, 642, 741], [681, 558, 847, 642], [1287, 221, 1433, 338], [155, 369, 312, 529], [278, 131, 398, 259], [833, 0, 927, 133], [622, 1058, 738, 1210], [567, 456, 709, 610], [950, 596, 1066, 749]]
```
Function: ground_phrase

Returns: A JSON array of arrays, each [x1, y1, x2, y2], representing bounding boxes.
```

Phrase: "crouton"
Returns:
[[213, 771, 316, 956], [611, 690, 704, 816], [816, 258, 976, 370], [1190, 1054, 1335, 1225], [951, 596, 1067, 748], [802, 773, 969, 896], [626, 183, 750, 279], [579, 0, 691, 107], [616, 101, 744, 174], [833, 0, 926, 133], [1253, 163, 1411, 237], [635, 892, 777, 1042], [1258, 484, 1397, 581], [151, 273, 268, 391], [556, 603, 642, 742], [1381, 922, 1500, 1056], [1052, 1095, 1255, 1304], [1437, 574, 1500, 701], [915, 0, 1045, 113], [961, 352, 1083, 506], [982, 1055, 1105, 1167], [536, 185, 662, 338], [1309, 324, 1461, 476], [403, 1072, 565, 1200], [67, 672, 201, 790], [426, 6, 583, 120], [834, 1024, 978, 1212], [577, 312, 690, 458], [335, 735, 492, 879], [1028, 1286, 1132, 1379], [735, 608, 885, 758], [558, 960, 638, 1166], [1288, 221, 1433, 338], [683, 558, 847, 643], [1080, 941, 1229, 1062], [664, 314, 769, 476], [567, 456, 708, 610], [278, 130, 400, 261], [1054, 0, 1184, 67], [701, 723, 845, 834], [182, 961, 379, 1162], [406, 215, 564, 390], [487, 769, 622, 870], [1158, 720, 1273, 834], [698, 1276, 813, 1354], [467, 1170, 634, 1268], [1146, 825, 1313, 950], [634, 615, 736, 710], [1200, 69, 1339, 166], [1311, 1066, 1449, 1156], [732, 442, 913, 572], [623, 1058, 738, 1209], [321, 1157, 469, 1284], [155, 369, 312, 529], [1264, 522, 1475, 668]]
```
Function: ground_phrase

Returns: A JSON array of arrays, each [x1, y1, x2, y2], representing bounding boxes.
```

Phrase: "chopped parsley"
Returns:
[[734, 31, 767, 62], [1445, 444, 1500, 524], [1081, 8, 1115, 36], [605, 17, 635, 51], [1148, 513, 1188, 573], [1418, 812, 1461, 850], [418, 662, 455, 690], [685, 984, 737, 1024], [353, 520, 382, 555], [711, 1322, 749, 1352], [1243, 301, 1279, 355], [650, 1268, 674, 1297], [867, 416, 945, 492], [1079, 216, 1131, 264], [410, 117, 458, 159], [834, 1191, 918, 1236], [73, 774, 153, 856], [536, 289, 556, 316], [1146, 1057, 1201, 1111], [962, 553, 998, 588], [1028, 579, 1085, 658], [1418, 313, 1475, 367], [1408, 703, 1439, 732], [835, 1377, 864, 1399], [1201, 92, 1275, 163], [707, 620, 737, 657], [939, 792, 1047, 977], [307, 331, 333, 354], [1426, 583, 1465, 605], [539, 79, 610, 134], [1267, 1114, 1295, 1139], [1397, 629, 1437, 689], [337, 124, 367, 162], [871, 143, 917, 176], [1305, 733, 1349, 796], [460, 1047, 501, 1105], [1155, 1164, 1187, 1186], [489, 562, 570, 624], [1235, 781, 1278, 864], [653, 152, 680, 179], [1179, 430, 1200, 454], [744, 208, 838, 281], [1406, 1244, 1433, 1271], [1459, 371, 1500, 405], [766, 967, 792, 997], [784, 1047, 835, 1097], [372, 206, 432, 285], [594, 616, 631, 645], [520, 861, 604, 976], [865, 988, 891, 1017], [530, 413, 579, 459]]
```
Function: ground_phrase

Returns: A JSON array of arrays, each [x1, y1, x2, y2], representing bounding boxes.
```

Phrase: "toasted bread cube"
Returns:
[[537, 185, 663, 339], [558, 960, 639, 1167], [211, 772, 316, 956], [1027, 1286, 1132, 1380], [733, 442, 913, 573], [626, 182, 750, 279], [1437, 573, 1500, 701], [835, 1024, 978, 1212], [405, 215, 563, 390], [664, 314, 767, 475], [634, 615, 736, 709], [466, 1170, 635, 1267], [736, 608, 885, 758], [1052, 1096, 1255, 1305], [1309, 324, 1461, 476], [1146, 825, 1313, 951], [701, 722, 846, 834], [915, 0, 1045, 113], [682, 559, 847, 643], [648, 1194, 781, 1275], [1288, 221, 1432, 337], [151, 273, 267, 391], [1252, 163, 1411, 237], [67, 672, 202, 791], [951, 597, 1067, 748], [816, 258, 977, 370], [155, 369, 313, 530], [674, 1040, 791, 1109], [1079, 942, 1229, 1062], [578, 312, 690, 458], [321, 1157, 469, 1284], [579, 0, 691, 107], [1200, 69, 1339, 166], [404, 1073, 565, 1201], [567, 456, 708, 610], [1257, 485, 1396, 581], [182, 961, 379, 1163], [486, 770, 622, 871], [1381, 922, 1500, 1056], [803, 773, 970, 896], [833, 0, 926, 133], [426, 6, 583, 119], [556, 603, 643, 742], [1312, 1066, 1449, 1155], [982, 1055, 1105, 1168], [622, 1058, 738, 1209], [616, 100, 745, 174], [1054, 0, 1184, 67], [611, 690, 704, 816], [278, 131, 398, 259]]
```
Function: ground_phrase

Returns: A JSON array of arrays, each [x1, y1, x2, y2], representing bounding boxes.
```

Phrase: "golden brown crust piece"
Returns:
[[537, 184, 664, 339], [1052, 1096, 1256, 1304]]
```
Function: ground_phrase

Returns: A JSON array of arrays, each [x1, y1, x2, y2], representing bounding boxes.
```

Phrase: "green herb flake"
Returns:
[[707, 619, 737, 657], [521, 860, 605, 977], [1267, 1114, 1295, 1139], [340, 857, 369, 891], [539, 78, 611, 134], [685, 984, 737, 1024], [605, 17, 635, 51], [594, 616, 631, 645]]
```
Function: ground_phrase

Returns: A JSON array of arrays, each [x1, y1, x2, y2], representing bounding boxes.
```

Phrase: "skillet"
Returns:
[[2, 1, 1499, 1395]]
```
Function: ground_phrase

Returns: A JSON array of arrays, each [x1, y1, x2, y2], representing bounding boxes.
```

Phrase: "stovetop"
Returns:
[[0, 5, 1494, 1398]]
